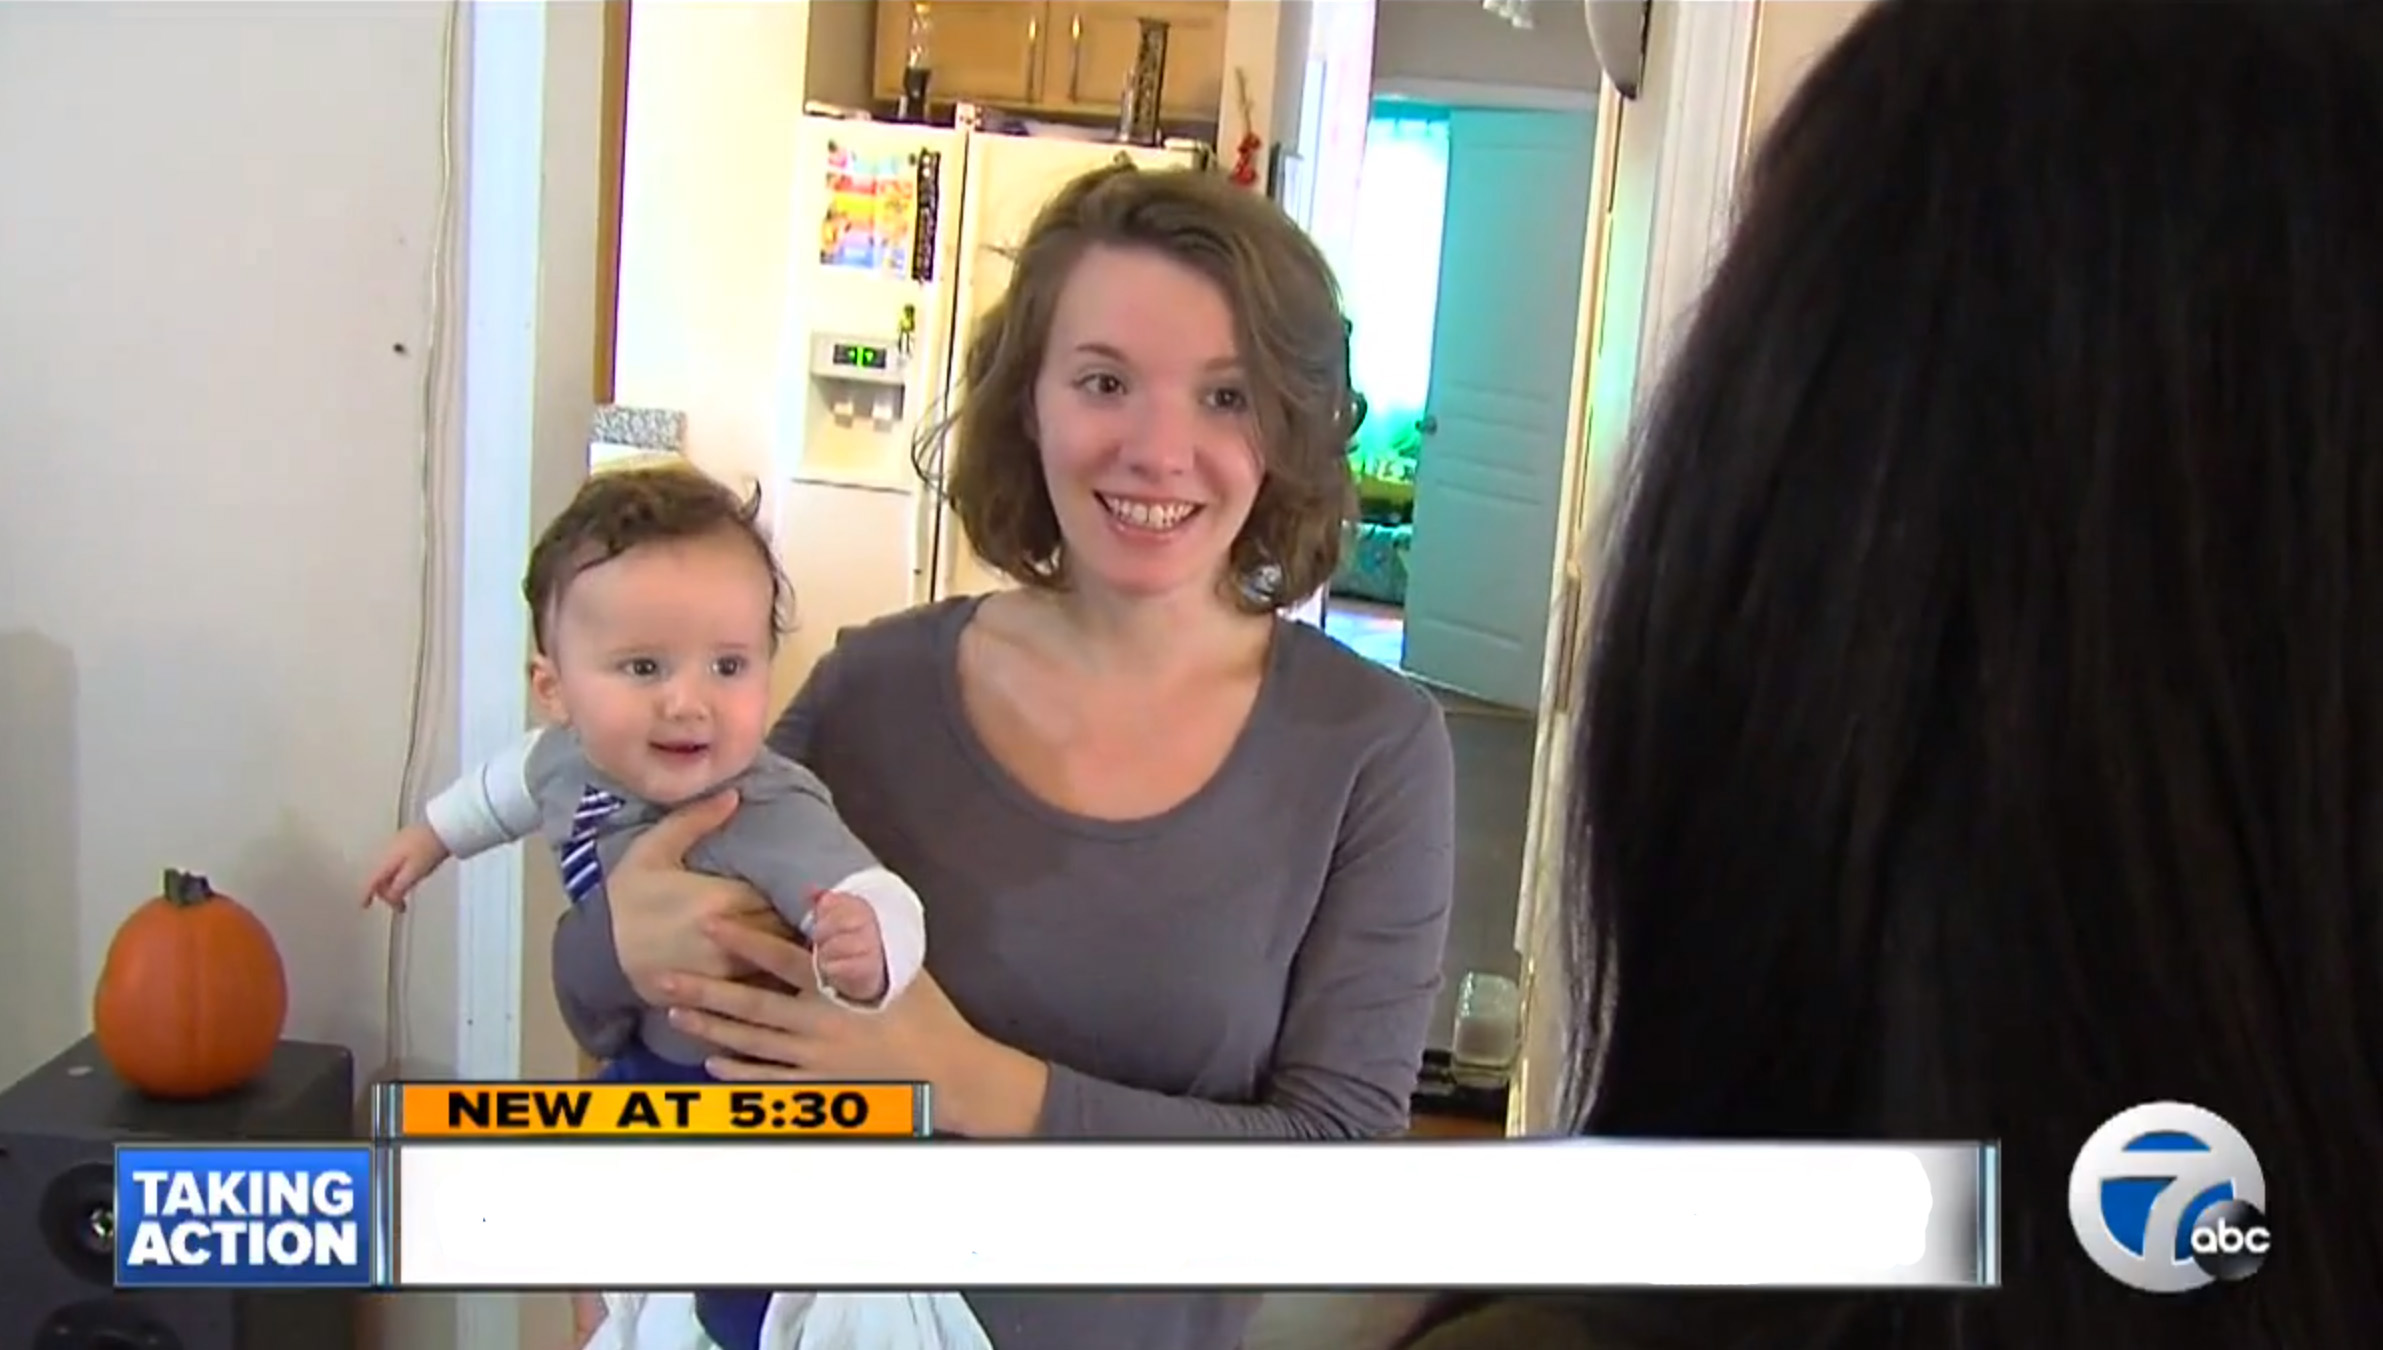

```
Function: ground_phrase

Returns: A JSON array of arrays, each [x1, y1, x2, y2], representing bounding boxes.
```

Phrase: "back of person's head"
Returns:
[[1438, 3, 2383, 1348], [928, 163, 1360, 611]]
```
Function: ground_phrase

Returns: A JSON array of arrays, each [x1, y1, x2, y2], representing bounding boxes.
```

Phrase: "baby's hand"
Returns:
[[364, 824, 451, 911], [811, 891, 888, 1004]]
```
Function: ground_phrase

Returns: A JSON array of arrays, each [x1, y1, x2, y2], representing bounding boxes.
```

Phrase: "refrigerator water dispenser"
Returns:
[[809, 331, 911, 428]]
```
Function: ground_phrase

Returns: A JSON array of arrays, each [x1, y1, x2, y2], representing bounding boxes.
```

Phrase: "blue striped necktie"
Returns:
[[558, 784, 625, 906]]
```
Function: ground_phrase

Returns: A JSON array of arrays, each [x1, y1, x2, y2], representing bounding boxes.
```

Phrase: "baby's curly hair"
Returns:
[[522, 464, 789, 655]]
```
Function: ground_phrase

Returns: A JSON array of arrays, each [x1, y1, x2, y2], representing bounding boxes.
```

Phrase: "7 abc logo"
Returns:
[[2068, 1101, 2271, 1292]]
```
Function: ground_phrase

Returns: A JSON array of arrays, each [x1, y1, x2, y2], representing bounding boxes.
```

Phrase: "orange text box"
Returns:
[[393, 1081, 924, 1139]]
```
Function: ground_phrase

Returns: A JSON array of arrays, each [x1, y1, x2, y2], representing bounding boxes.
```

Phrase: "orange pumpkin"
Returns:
[[93, 869, 288, 1099]]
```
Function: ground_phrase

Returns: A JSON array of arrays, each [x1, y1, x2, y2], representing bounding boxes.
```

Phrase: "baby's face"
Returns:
[[530, 530, 776, 806]]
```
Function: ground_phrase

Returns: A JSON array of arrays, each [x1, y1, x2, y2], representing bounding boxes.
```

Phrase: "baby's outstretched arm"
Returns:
[[696, 778, 925, 1010], [362, 728, 551, 909], [363, 825, 450, 910]]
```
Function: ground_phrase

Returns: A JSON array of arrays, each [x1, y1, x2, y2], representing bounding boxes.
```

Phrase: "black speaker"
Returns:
[[0, 1037, 359, 1350]]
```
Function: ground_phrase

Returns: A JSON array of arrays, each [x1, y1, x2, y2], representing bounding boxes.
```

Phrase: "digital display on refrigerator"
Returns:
[[832, 343, 890, 371]]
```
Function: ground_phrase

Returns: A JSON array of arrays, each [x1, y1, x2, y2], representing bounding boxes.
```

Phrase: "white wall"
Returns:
[[0, 4, 598, 1346], [1223, 0, 1289, 182], [1373, 0, 1601, 96], [1744, 0, 1870, 152], [611, 0, 815, 490], [1294, 0, 1377, 282]]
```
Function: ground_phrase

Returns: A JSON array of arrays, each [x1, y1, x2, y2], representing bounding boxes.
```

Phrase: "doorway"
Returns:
[[1300, 85, 1601, 1075], [1325, 96, 1598, 716]]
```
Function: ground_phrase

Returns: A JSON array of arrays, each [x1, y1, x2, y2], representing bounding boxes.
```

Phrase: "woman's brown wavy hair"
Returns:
[[915, 163, 1361, 613]]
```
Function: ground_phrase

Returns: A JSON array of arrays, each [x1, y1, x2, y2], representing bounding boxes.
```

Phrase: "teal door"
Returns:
[[1400, 106, 1597, 711]]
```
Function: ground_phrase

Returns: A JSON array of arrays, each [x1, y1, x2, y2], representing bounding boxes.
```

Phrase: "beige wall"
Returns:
[[1744, 0, 1871, 152], [1373, 0, 1600, 95]]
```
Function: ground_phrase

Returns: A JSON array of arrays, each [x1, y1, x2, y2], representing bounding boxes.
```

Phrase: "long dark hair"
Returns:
[[1409, 2, 2383, 1347]]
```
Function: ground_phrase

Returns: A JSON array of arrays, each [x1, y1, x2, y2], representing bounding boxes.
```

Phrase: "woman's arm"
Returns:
[[953, 700, 1458, 1141], [549, 795, 810, 1053], [763, 636, 841, 765]]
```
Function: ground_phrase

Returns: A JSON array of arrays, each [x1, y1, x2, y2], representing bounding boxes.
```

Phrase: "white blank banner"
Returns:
[[394, 1140, 1996, 1289]]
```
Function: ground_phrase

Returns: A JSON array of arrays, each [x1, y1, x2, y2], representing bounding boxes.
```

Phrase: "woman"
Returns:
[[553, 164, 1457, 1350], [1400, 2, 2383, 1348]]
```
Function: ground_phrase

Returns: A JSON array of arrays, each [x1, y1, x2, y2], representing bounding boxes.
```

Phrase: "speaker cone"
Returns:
[[38, 1161, 117, 1285], [36, 1296, 183, 1350]]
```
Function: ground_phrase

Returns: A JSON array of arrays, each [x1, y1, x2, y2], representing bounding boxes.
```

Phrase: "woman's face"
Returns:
[[1030, 245, 1265, 604]]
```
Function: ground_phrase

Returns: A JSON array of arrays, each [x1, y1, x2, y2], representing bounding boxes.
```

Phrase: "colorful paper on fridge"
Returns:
[[819, 142, 918, 275]]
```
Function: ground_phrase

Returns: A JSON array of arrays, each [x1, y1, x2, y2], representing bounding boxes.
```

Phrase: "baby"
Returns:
[[364, 463, 926, 1075]]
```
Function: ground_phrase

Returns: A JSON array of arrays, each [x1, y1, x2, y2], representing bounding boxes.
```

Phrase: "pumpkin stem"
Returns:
[[162, 869, 214, 906]]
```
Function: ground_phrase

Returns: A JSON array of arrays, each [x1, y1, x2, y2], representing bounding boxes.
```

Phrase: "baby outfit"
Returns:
[[427, 725, 928, 1064], [589, 1292, 993, 1350], [424, 726, 989, 1350]]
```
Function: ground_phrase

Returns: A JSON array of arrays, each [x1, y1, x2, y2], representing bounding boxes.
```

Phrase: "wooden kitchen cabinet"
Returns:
[[872, 1, 1045, 109], [1043, 1, 1227, 122], [872, 0, 1228, 124]]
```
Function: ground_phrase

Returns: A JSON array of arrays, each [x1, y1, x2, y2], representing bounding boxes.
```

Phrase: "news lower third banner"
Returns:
[[384, 1079, 929, 1138], [116, 1083, 1999, 1291]]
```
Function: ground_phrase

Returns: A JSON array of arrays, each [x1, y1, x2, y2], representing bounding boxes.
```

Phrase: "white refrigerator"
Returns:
[[773, 119, 1200, 642]]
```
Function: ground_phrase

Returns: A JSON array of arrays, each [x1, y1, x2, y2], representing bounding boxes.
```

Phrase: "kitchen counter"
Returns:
[[1408, 1048, 1508, 1137], [1409, 1111, 1503, 1139]]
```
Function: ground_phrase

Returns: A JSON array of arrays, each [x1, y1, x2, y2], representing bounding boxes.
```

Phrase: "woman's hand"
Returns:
[[606, 792, 793, 1005], [659, 918, 1052, 1137]]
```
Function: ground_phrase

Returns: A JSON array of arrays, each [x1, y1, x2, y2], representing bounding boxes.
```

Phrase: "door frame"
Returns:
[[1373, 75, 1596, 114], [1505, 0, 1760, 1135], [578, 1, 631, 1085], [449, 5, 610, 1350], [592, 0, 631, 404]]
